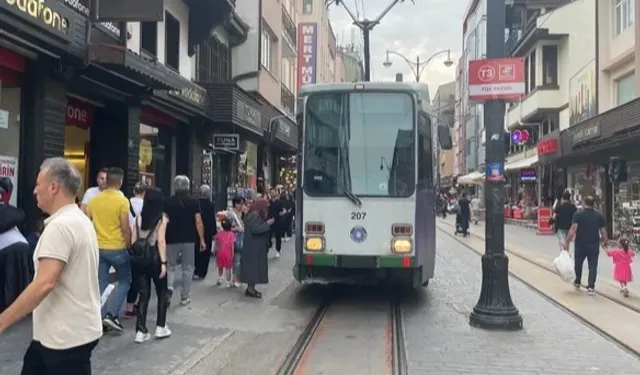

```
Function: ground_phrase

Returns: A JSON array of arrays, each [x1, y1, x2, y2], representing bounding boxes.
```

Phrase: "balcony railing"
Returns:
[[505, 12, 538, 55], [281, 84, 295, 115], [282, 8, 297, 48]]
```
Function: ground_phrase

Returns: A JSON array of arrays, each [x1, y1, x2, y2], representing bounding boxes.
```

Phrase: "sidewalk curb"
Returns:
[[437, 220, 640, 314]]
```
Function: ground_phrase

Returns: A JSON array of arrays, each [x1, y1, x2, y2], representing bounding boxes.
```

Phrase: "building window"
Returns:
[[529, 50, 536, 91], [165, 11, 180, 71], [614, 0, 634, 36], [302, 0, 313, 14], [542, 45, 558, 85], [261, 26, 276, 72], [140, 22, 157, 56], [195, 37, 230, 83], [616, 73, 636, 105]]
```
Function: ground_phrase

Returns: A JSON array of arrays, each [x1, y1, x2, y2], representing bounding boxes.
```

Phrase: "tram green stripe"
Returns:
[[305, 254, 336, 266], [378, 256, 414, 268]]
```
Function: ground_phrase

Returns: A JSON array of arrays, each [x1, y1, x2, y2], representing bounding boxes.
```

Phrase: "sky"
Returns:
[[328, 0, 467, 96]]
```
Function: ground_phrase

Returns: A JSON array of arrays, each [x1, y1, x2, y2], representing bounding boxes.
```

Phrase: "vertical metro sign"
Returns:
[[297, 23, 318, 93], [468, 58, 525, 101]]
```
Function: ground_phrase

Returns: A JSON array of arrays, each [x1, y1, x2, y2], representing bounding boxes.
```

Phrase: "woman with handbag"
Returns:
[[227, 196, 246, 288], [129, 187, 171, 343]]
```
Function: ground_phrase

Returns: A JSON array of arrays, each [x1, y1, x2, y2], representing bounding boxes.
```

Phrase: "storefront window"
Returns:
[[0, 80, 22, 206], [238, 141, 257, 190], [64, 98, 94, 199], [613, 161, 640, 244], [139, 123, 162, 187], [568, 164, 604, 211], [278, 156, 297, 190]]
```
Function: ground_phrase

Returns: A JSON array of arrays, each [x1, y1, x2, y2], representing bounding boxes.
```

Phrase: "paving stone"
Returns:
[[403, 229, 640, 374]]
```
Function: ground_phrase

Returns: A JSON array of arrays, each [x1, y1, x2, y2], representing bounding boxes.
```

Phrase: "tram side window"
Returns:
[[417, 121, 433, 187]]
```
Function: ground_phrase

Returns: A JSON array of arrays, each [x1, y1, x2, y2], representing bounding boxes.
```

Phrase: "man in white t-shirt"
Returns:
[[80, 168, 108, 214], [0, 157, 102, 374]]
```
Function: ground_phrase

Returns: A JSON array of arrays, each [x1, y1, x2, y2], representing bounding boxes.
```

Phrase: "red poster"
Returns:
[[536, 207, 554, 236]]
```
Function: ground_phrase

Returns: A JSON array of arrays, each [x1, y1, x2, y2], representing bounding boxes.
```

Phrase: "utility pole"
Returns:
[[468, 0, 523, 331], [328, 0, 413, 81]]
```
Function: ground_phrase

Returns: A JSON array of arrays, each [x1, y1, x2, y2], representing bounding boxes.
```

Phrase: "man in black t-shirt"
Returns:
[[563, 196, 607, 295], [164, 176, 205, 306], [554, 191, 577, 243]]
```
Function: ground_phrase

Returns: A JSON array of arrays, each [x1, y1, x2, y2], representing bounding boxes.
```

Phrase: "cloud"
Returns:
[[329, 0, 466, 95]]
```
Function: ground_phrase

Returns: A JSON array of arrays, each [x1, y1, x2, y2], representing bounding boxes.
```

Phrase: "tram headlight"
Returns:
[[305, 237, 325, 251], [391, 238, 412, 254]]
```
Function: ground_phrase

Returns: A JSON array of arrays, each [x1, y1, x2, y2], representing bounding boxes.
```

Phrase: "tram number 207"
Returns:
[[351, 212, 367, 220]]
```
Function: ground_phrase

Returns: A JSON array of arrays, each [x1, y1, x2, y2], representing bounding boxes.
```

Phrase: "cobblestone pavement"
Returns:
[[442, 216, 636, 294], [0, 240, 322, 375], [402, 228, 640, 375]]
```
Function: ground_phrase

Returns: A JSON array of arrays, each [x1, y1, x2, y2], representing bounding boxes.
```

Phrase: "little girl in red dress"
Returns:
[[214, 219, 236, 288], [606, 237, 635, 297]]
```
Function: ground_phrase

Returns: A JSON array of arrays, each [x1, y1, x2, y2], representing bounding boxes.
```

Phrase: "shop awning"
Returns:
[[505, 155, 538, 171], [458, 171, 484, 185], [88, 44, 188, 90]]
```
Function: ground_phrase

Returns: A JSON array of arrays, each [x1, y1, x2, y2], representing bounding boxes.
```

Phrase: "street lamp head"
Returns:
[[443, 49, 454, 68], [383, 50, 392, 68]]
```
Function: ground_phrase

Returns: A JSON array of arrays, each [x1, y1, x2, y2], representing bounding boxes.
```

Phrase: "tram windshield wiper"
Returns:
[[316, 164, 362, 208]]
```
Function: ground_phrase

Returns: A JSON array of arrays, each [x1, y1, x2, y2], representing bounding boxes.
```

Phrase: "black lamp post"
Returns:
[[468, 0, 523, 331]]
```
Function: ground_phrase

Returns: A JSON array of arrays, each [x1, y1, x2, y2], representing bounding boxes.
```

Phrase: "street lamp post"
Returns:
[[382, 49, 454, 82], [468, 0, 523, 331]]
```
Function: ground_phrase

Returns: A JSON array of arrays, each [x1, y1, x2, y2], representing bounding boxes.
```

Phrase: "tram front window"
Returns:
[[303, 91, 415, 198]]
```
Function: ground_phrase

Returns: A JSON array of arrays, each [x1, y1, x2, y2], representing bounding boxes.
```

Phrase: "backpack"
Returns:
[[128, 217, 160, 263]]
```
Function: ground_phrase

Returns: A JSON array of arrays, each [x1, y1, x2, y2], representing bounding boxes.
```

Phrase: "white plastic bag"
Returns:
[[553, 251, 576, 283]]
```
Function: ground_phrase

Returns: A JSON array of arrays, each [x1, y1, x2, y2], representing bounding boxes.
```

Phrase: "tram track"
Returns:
[[275, 292, 409, 375]]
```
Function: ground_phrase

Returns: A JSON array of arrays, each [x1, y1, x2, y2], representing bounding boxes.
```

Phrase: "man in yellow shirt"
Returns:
[[86, 167, 132, 332]]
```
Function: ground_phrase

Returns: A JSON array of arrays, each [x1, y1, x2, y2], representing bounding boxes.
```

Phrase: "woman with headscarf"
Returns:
[[240, 198, 274, 298], [194, 184, 216, 280]]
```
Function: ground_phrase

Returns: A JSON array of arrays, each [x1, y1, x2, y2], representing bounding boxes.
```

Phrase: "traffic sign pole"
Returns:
[[469, 0, 523, 331]]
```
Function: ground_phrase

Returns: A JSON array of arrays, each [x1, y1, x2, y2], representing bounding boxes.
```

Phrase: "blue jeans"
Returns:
[[98, 249, 131, 318]]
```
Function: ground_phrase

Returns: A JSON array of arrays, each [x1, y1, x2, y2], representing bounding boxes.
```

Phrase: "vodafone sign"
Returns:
[[468, 58, 525, 101], [66, 98, 94, 129]]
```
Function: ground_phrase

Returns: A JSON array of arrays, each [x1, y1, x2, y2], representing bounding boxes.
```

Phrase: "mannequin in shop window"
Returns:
[[0, 177, 33, 313]]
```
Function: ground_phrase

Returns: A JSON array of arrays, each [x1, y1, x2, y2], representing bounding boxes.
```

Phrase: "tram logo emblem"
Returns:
[[350, 226, 367, 243]]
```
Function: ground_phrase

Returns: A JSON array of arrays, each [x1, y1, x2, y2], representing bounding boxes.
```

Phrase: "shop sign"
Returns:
[[213, 134, 239, 150], [61, 0, 121, 40], [537, 138, 558, 156], [2, 0, 73, 41], [276, 119, 292, 140], [0, 155, 18, 206], [297, 22, 318, 91], [169, 87, 206, 108], [66, 98, 94, 129], [570, 122, 600, 146], [236, 100, 261, 129], [520, 168, 537, 182]]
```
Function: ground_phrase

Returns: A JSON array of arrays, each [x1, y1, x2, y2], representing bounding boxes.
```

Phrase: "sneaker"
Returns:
[[233, 282, 242, 288], [623, 288, 630, 298], [573, 282, 580, 290], [276, 252, 281, 258], [134, 331, 152, 343], [180, 298, 191, 306], [587, 288, 595, 296], [102, 314, 123, 331], [216, 278, 223, 286], [155, 325, 172, 339]]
